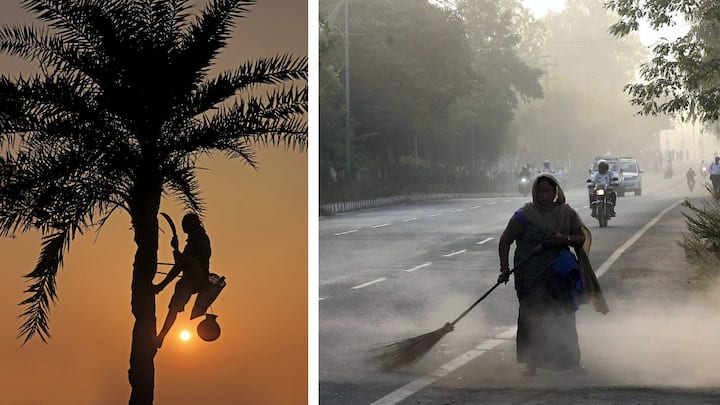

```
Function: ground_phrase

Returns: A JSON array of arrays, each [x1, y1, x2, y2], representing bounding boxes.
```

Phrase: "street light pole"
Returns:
[[327, 0, 352, 183], [343, 0, 351, 182]]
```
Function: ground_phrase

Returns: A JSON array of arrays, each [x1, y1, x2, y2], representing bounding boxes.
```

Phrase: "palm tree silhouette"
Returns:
[[0, 1, 307, 403]]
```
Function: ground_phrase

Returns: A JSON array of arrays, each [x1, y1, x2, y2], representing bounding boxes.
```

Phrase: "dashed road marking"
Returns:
[[471, 205, 483, 209], [428, 213, 442, 217], [350, 277, 387, 290], [334, 229, 358, 236], [487, 202, 496, 206], [443, 249, 466, 257], [404, 262, 432, 273], [402, 217, 418, 222], [371, 223, 391, 229], [450, 209, 464, 213], [476, 237, 494, 245], [370, 327, 517, 405], [319, 297, 329, 301]]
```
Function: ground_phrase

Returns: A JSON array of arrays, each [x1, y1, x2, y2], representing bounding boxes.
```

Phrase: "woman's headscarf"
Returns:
[[521, 173, 581, 235]]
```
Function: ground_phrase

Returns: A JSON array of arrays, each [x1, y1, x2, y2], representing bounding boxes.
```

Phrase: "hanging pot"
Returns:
[[197, 314, 221, 342]]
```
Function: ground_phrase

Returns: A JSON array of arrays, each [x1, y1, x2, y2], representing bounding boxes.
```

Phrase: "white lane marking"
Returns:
[[596, 200, 682, 277], [487, 202, 496, 206], [503, 199, 511, 202], [476, 237, 494, 245], [428, 213, 442, 217], [582, 205, 589, 209], [450, 209, 463, 213], [402, 217, 418, 222], [471, 205, 483, 209], [404, 262, 432, 273], [443, 249, 466, 257], [334, 229, 358, 236], [350, 277, 386, 290], [319, 297, 329, 301], [370, 327, 517, 405], [370, 200, 682, 405], [371, 223, 391, 229]]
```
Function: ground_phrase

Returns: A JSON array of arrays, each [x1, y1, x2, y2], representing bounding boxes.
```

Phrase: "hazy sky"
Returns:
[[0, 1, 307, 404], [522, 0, 690, 46]]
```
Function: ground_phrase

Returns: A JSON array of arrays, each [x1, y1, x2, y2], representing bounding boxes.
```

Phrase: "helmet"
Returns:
[[598, 159, 609, 173], [543, 160, 550, 168]]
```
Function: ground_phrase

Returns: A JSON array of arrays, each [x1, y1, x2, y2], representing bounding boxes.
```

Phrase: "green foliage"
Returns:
[[607, 0, 720, 122], [680, 187, 720, 284], [318, 0, 542, 201]]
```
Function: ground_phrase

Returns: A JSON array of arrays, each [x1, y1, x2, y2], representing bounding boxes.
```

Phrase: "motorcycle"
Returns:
[[688, 177, 695, 192], [518, 176, 531, 197], [587, 178, 618, 228], [701, 166, 708, 179], [664, 165, 673, 179]]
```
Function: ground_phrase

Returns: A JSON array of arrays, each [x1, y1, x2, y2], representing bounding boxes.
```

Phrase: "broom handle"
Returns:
[[450, 280, 505, 326], [450, 242, 545, 327]]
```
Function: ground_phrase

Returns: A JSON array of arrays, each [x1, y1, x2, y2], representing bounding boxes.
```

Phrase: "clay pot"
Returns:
[[197, 314, 221, 342]]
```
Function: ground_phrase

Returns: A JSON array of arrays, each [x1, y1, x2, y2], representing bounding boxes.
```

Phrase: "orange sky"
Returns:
[[0, 1, 308, 404]]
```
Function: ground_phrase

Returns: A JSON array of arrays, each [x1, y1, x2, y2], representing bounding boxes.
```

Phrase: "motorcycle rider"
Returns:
[[529, 164, 538, 178], [686, 167, 696, 191], [518, 164, 530, 179], [588, 159, 617, 217], [700, 160, 708, 179], [540, 160, 556, 174]]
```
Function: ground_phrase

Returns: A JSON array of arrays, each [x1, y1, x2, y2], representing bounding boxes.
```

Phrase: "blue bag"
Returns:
[[552, 249, 587, 310]]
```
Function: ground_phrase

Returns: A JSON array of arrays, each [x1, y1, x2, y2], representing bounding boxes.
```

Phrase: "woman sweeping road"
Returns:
[[497, 174, 609, 376]]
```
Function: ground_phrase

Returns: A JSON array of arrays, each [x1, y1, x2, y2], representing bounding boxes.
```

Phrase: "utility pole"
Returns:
[[343, 0, 351, 181], [539, 55, 556, 96], [327, 0, 352, 183]]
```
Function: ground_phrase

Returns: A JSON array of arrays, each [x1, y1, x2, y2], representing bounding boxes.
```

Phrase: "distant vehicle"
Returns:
[[618, 157, 643, 196]]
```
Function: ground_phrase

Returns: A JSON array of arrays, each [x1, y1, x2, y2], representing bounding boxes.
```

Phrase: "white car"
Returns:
[[619, 158, 643, 196]]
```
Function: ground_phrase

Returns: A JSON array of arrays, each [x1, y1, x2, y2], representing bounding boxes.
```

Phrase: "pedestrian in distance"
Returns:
[[709, 156, 720, 192], [497, 174, 608, 376], [153, 213, 212, 348], [686, 167, 696, 192]]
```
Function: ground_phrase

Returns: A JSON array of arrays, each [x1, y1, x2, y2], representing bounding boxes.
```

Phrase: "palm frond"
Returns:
[[144, 0, 192, 49], [162, 164, 206, 214], [18, 229, 71, 344], [0, 24, 75, 69], [190, 54, 308, 114], [20, 0, 105, 47], [172, 0, 257, 91]]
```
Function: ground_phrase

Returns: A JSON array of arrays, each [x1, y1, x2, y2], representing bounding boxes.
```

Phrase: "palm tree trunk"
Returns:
[[128, 182, 162, 405]]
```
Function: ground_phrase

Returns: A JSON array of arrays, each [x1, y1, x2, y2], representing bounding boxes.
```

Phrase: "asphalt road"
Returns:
[[319, 173, 717, 404]]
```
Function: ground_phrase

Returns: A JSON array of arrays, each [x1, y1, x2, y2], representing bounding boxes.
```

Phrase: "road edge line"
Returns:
[[595, 200, 682, 277]]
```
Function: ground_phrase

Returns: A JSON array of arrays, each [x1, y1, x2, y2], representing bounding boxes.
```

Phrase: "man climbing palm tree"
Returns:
[[0, 1, 307, 403], [153, 213, 211, 349]]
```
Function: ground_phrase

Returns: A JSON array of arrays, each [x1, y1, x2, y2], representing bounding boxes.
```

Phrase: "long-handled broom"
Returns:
[[371, 243, 544, 371]]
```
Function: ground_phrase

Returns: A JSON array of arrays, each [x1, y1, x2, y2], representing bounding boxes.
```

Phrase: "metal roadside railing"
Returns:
[[320, 192, 505, 215], [322, 194, 444, 215]]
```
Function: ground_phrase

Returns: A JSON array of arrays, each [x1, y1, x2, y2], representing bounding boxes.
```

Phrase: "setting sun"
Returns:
[[179, 330, 191, 342]]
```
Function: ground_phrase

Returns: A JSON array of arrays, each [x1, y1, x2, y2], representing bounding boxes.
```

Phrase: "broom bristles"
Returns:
[[370, 322, 454, 371]]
